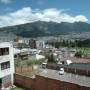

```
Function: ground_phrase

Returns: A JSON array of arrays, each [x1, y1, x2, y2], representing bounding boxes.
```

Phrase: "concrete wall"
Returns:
[[14, 74, 90, 90]]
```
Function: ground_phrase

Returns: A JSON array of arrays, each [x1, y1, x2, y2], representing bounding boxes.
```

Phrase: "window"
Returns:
[[0, 48, 9, 56], [0, 78, 2, 84], [0, 78, 2, 88], [1, 61, 10, 70]]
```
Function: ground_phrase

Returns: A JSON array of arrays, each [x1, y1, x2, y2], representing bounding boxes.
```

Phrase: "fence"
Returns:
[[46, 64, 90, 76], [15, 66, 33, 73]]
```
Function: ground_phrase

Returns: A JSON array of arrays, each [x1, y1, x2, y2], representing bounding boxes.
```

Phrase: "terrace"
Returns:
[[37, 69, 90, 87]]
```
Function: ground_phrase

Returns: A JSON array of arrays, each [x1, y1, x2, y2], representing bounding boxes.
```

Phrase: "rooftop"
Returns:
[[56, 63, 90, 71], [38, 69, 90, 87]]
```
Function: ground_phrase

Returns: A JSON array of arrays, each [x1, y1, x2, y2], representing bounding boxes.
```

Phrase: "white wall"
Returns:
[[0, 42, 15, 85]]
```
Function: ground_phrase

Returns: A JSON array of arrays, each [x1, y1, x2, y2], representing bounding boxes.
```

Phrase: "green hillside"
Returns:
[[0, 21, 90, 37]]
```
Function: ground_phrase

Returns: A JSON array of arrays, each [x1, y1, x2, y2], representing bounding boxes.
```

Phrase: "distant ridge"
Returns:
[[0, 21, 90, 37]]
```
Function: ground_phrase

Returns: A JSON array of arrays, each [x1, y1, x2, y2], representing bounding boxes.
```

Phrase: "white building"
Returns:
[[0, 42, 15, 89], [36, 40, 46, 49]]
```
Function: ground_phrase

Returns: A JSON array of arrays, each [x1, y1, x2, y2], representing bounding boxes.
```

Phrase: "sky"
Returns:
[[0, 0, 90, 27]]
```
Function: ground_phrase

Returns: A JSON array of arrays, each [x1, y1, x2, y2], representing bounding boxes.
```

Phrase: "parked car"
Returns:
[[59, 68, 64, 75], [42, 62, 47, 69]]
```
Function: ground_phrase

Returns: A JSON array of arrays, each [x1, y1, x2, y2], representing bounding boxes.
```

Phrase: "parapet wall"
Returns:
[[14, 73, 90, 90]]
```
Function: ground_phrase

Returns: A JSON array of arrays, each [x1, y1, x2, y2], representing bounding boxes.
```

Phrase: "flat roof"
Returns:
[[56, 63, 90, 71], [67, 63, 90, 70], [38, 69, 90, 87]]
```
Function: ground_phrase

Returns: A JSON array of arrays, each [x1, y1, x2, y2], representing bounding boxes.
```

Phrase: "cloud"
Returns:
[[0, 7, 88, 27], [0, 0, 11, 4]]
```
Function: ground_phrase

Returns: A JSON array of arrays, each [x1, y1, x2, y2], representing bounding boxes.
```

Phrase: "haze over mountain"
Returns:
[[0, 21, 90, 37]]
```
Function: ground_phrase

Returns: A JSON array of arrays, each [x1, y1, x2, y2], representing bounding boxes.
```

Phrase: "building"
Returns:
[[36, 40, 46, 49], [0, 42, 15, 89], [14, 68, 90, 90], [29, 39, 36, 49]]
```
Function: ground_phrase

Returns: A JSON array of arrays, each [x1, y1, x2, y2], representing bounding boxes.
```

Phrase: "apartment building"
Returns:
[[0, 42, 15, 89], [36, 40, 46, 49]]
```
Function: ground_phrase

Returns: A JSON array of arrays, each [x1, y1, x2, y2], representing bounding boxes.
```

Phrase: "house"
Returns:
[[0, 42, 15, 89]]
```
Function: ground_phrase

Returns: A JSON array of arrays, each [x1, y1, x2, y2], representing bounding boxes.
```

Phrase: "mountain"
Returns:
[[0, 21, 90, 37]]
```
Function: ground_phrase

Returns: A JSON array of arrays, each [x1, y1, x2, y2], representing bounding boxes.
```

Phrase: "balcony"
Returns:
[[0, 55, 10, 64], [0, 68, 11, 78]]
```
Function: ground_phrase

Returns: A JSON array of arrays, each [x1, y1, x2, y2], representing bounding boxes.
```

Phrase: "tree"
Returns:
[[47, 53, 56, 63], [75, 51, 82, 58], [55, 42, 60, 48], [15, 59, 21, 67]]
